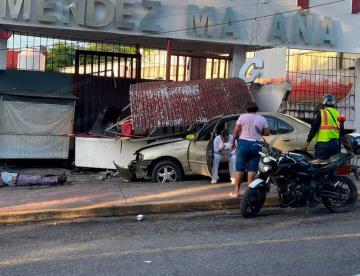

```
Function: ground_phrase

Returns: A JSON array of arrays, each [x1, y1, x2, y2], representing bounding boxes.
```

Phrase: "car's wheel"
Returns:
[[151, 160, 183, 184]]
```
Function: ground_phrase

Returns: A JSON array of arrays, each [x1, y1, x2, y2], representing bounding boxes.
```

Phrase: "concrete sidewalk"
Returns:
[[0, 173, 269, 224], [0, 173, 358, 224]]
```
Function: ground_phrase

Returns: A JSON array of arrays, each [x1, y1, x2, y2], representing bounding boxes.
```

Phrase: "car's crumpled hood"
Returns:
[[135, 138, 185, 154]]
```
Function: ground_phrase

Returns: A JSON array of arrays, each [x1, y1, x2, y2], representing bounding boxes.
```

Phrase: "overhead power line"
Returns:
[[151, 0, 349, 36]]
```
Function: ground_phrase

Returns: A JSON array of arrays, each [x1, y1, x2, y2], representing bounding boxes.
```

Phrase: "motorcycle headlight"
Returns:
[[259, 157, 272, 173], [259, 162, 272, 173]]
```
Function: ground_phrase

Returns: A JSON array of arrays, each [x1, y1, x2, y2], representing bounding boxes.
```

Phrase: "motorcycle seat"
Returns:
[[309, 159, 328, 166], [309, 153, 349, 167]]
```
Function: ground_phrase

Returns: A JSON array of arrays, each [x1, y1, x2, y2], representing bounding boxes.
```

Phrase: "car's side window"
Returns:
[[225, 119, 238, 134], [264, 116, 294, 135], [264, 116, 278, 135], [277, 119, 294, 134], [214, 118, 238, 137]]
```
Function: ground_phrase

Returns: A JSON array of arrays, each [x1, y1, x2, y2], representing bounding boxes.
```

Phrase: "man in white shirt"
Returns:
[[212, 129, 236, 184]]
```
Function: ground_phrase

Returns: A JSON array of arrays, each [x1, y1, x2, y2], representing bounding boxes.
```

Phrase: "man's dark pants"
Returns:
[[315, 139, 340, 160]]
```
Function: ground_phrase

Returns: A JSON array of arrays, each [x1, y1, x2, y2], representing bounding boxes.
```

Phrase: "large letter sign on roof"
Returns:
[[268, 14, 288, 43], [139, 0, 161, 33], [221, 7, 240, 39], [85, 0, 114, 28], [0, 0, 31, 19], [36, 0, 57, 22], [187, 5, 216, 38], [116, 0, 135, 30], [61, 0, 86, 25], [239, 58, 264, 84], [316, 17, 336, 46], [292, 12, 310, 45]]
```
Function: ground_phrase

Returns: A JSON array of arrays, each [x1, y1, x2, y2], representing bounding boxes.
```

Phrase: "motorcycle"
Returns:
[[240, 141, 359, 218]]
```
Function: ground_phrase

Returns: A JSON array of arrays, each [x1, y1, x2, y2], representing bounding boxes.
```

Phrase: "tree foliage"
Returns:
[[45, 42, 77, 72]]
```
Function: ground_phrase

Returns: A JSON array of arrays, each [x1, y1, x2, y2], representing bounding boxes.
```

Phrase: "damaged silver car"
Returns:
[[127, 112, 314, 183]]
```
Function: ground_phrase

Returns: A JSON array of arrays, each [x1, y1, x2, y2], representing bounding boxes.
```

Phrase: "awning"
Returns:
[[0, 89, 78, 100]]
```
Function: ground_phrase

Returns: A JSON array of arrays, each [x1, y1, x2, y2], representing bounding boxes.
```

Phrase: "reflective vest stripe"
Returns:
[[320, 125, 339, 130], [321, 109, 328, 125], [326, 108, 340, 128]]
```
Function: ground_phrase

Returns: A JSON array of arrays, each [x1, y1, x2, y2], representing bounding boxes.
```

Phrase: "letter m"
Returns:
[[0, 0, 31, 19], [187, 5, 216, 37]]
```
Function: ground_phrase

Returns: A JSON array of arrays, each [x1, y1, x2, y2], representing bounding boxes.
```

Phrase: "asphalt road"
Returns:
[[1, 206, 360, 276]]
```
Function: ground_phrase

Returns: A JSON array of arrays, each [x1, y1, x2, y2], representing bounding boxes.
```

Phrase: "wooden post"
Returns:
[[166, 38, 172, 81]]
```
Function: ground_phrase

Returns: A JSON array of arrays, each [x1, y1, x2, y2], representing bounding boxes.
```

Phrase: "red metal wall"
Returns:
[[353, 0, 360, 13]]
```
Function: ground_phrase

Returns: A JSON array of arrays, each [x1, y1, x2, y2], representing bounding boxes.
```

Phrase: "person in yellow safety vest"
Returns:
[[303, 94, 345, 160]]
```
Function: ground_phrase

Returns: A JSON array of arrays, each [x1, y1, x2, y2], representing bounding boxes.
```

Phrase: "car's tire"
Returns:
[[151, 160, 183, 183]]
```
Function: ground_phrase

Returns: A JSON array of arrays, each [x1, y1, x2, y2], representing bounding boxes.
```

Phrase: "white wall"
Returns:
[[255, 47, 287, 79], [0, 0, 359, 52]]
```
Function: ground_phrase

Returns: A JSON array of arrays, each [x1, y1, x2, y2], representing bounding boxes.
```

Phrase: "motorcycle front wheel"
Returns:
[[240, 187, 267, 218], [322, 176, 358, 213]]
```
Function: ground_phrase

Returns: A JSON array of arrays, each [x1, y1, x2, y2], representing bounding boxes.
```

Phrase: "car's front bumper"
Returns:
[[128, 159, 153, 180]]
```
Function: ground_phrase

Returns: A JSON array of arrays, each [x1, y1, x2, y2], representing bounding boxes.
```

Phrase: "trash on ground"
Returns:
[[95, 170, 117, 181], [137, 214, 144, 221]]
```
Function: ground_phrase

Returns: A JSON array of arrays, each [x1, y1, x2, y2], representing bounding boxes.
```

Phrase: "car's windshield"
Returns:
[[282, 114, 311, 128]]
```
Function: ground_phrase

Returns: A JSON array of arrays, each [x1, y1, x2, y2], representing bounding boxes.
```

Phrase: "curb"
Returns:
[[0, 196, 280, 224]]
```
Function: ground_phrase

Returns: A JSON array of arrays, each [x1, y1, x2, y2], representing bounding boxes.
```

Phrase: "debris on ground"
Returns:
[[95, 170, 118, 181], [137, 214, 144, 221]]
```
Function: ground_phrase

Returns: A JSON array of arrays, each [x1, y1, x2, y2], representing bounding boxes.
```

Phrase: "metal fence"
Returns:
[[283, 51, 356, 122], [4, 31, 230, 80]]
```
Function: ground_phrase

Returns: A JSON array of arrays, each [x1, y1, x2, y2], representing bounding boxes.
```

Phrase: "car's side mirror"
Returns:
[[185, 133, 196, 142]]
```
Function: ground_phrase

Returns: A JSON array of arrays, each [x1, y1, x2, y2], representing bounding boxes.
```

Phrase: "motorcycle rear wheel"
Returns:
[[240, 187, 267, 218], [322, 176, 358, 213]]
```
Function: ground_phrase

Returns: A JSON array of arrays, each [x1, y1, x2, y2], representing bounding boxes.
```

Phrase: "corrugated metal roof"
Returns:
[[130, 78, 252, 130]]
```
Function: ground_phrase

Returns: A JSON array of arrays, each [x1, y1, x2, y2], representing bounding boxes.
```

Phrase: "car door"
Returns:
[[263, 115, 299, 152], [188, 117, 222, 177]]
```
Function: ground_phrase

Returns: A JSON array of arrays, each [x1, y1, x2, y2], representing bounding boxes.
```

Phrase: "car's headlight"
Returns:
[[137, 153, 144, 162]]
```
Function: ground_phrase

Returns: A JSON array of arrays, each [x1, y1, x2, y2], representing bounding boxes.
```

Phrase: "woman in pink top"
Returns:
[[230, 102, 270, 197]]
